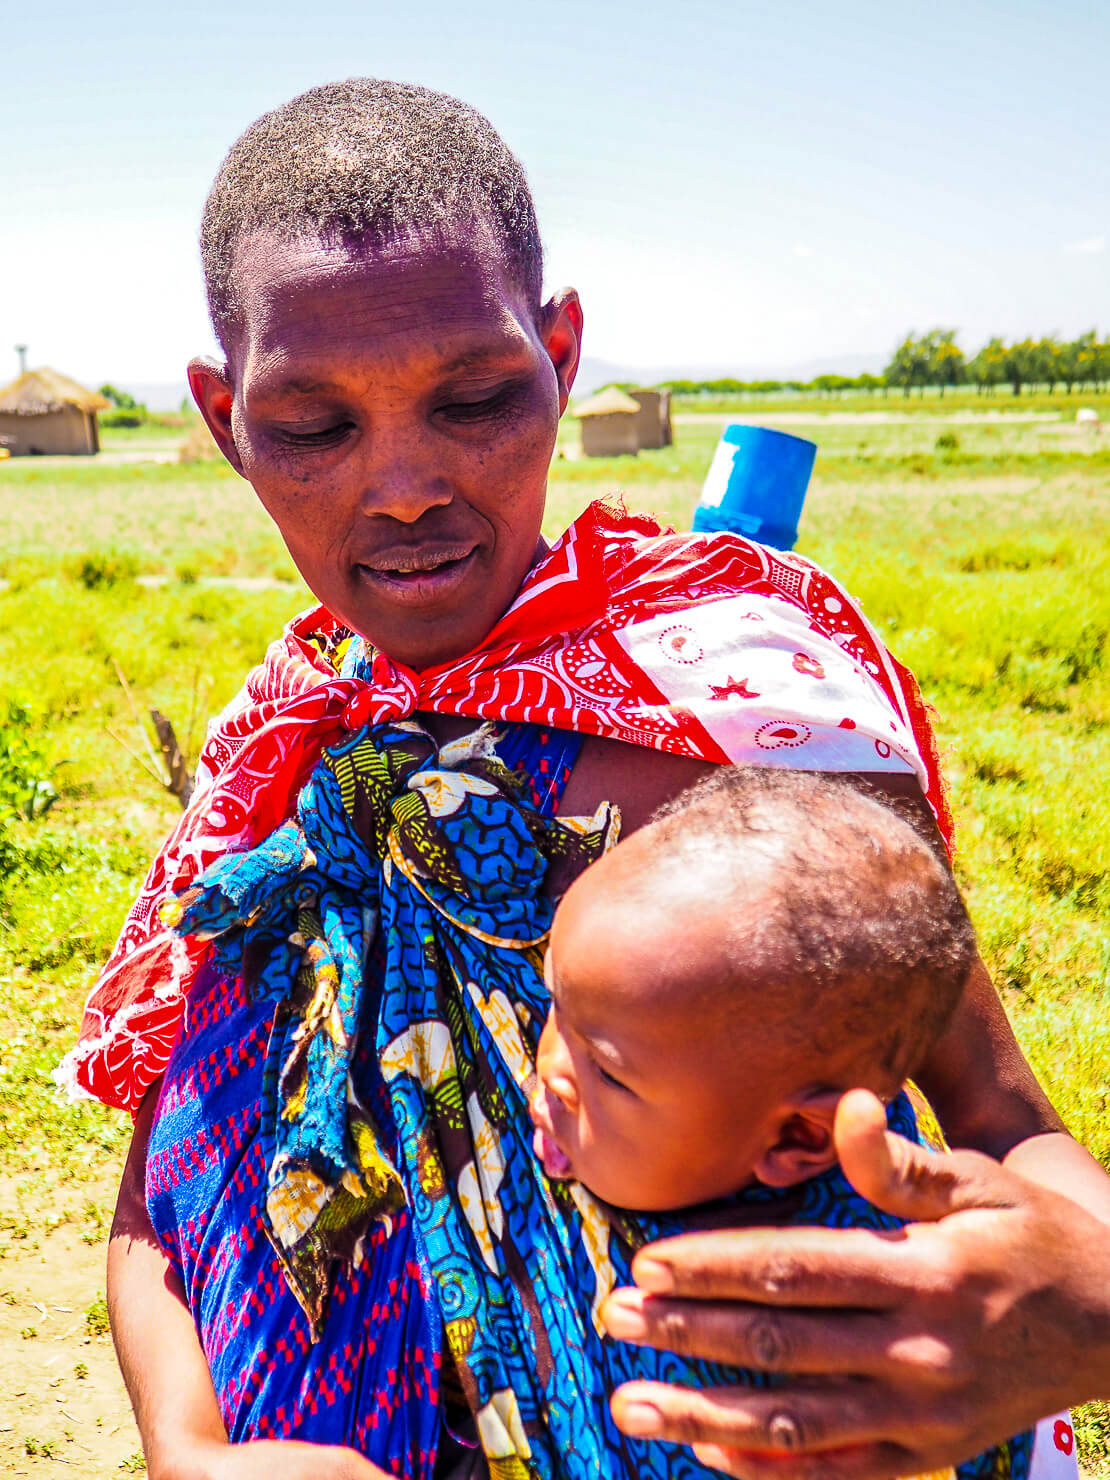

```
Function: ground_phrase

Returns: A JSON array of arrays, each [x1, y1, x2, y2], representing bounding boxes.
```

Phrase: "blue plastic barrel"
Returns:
[[692, 424, 817, 550]]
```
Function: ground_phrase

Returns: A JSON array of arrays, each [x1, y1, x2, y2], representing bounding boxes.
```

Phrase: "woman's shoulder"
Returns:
[[559, 733, 717, 839]]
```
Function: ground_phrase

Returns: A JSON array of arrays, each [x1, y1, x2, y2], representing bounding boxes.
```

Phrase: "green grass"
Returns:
[[668, 386, 1110, 418], [0, 460, 295, 583], [1, 418, 1108, 1469], [2, 433, 1108, 1173], [98, 410, 195, 442]]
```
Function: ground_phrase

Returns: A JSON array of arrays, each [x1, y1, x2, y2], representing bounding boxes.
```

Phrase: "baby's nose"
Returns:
[[535, 1024, 577, 1107]]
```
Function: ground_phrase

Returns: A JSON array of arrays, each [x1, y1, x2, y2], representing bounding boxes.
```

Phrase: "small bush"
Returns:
[[178, 421, 221, 463], [66, 551, 139, 589], [1076, 1401, 1110, 1476], [935, 430, 960, 453], [85, 1292, 110, 1337], [101, 408, 147, 429], [0, 703, 59, 823]]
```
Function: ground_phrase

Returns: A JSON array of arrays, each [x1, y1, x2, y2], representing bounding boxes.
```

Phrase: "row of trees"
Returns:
[[884, 331, 1109, 397], [659, 331, 1109, 399]]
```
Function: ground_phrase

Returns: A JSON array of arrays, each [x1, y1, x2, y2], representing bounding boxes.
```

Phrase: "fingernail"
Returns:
[[602, 1295, 648, 1340], [633, 1256, 675, 1294], [617, 1401, 663, 1437]]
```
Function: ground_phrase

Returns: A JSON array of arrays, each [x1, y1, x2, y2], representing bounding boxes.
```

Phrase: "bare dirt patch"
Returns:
[[0, 1176, 140, 1477]]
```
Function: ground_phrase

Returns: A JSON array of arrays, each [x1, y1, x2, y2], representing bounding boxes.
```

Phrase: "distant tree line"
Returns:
[[657, 330, 1109, 399]]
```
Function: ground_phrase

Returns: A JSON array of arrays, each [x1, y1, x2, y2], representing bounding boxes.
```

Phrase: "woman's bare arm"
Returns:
[[108, 1087, 390, 1480], [856, 769, 1110, 1221], [918, 956, 1110, 1222]]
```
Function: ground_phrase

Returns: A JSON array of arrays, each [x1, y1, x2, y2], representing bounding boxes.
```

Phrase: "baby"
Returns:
[[527, 767, 1088, 1480], [530, 765, 973, 1212], [526, 767, 1084, 1480]]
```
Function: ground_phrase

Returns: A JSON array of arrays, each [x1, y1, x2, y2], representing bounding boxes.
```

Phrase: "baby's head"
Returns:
[[532, 768, 975, 1211]]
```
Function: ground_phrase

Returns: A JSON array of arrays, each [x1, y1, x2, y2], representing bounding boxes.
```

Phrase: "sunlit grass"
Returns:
[[1, 421, 1108, 1469]]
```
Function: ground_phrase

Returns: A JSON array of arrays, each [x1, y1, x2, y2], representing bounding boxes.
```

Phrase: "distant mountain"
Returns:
[[114, 381, 191, 412], [574, 352, 884, 393]]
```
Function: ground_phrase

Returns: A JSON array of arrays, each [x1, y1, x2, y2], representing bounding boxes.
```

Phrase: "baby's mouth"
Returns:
[[529, 1091, 574, 1180], [533, 1126, 574, 1180]]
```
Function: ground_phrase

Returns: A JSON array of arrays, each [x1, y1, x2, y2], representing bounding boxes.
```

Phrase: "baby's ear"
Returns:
[[752, 1090, 842, 1189]]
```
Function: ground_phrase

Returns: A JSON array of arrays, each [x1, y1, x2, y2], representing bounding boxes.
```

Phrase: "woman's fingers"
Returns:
[[834, 1090, 1020, 1224], [609, 1378, 917, 1460], [602, 1289, 889, 1374], [607, 1127, 1110, 1476], [627, 1224, 915, 1308], [687, 1440, 911, 1480], [626, 1093, 1027, 1316]]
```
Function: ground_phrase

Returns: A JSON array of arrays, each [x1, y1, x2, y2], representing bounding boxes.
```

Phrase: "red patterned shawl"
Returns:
[[59, 502, 949, 1113]]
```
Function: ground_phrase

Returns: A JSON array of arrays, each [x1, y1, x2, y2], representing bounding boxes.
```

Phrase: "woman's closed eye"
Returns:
[[436, 382, 523, 424], [272, 419, 355, 449]]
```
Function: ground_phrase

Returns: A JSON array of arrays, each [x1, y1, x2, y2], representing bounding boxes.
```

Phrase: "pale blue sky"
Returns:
[[3, 0, 1106, 389]]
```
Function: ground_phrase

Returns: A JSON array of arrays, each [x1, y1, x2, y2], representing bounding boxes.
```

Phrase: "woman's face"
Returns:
[[190, 230, 582, 669]]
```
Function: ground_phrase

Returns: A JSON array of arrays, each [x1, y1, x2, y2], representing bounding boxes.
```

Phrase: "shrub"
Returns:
[[101, 408, 147, 429], [66, 551, 139, 589], [85, 1293, 110, 1337], [0, 703, 59, 823], [178, 421, 222, 463]]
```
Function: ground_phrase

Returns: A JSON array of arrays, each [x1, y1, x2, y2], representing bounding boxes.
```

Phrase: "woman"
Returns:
[[64, 80, 1110, 1480]]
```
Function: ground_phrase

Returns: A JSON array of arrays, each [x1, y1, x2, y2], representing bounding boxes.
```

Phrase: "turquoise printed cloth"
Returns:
[[168, 672, 1032, 1480]]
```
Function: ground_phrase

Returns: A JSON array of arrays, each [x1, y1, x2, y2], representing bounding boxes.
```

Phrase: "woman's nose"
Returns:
[[356, 423, 453, 524]]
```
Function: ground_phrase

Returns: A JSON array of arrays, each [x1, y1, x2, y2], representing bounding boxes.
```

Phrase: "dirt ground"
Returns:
[[0, 1175, 141, 1477]]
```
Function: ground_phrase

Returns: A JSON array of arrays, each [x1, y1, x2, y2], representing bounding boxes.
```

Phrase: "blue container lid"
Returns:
[[693, 423, 816, 550]]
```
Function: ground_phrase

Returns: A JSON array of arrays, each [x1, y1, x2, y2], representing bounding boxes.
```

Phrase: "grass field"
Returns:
[[2, 405, 1109, 1472]]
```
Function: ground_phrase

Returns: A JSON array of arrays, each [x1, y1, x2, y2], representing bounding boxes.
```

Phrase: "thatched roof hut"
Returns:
[[0, 368, 111, 456], [573, 386, 641, 457]]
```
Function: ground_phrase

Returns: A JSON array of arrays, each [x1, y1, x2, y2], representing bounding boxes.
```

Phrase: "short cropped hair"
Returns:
[[647, 768, 976, 1086], [200, 78, 543, 345]]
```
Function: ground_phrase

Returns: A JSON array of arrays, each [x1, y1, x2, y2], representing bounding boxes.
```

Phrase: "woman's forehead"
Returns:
[[227, 228, 537, 383]]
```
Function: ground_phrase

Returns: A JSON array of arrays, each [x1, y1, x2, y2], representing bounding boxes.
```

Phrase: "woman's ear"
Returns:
[[538, 288, 584, 414], [752, 1090, 843, 1189], [187, 357, 244, 476]]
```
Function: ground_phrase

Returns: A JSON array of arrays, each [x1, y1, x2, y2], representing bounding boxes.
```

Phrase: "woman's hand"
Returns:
[[156, 1437, 393, 1480], [603, 1090, 1110, 1480]]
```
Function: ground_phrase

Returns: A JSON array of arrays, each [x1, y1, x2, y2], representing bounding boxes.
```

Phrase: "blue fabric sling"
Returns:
[[165, 643, 1032, 1480]]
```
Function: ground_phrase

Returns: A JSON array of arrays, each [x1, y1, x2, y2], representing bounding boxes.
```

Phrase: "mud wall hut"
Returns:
[[630, 388, 673, 450], [0, 368, 110, 456], [574, 386, 641, 457]]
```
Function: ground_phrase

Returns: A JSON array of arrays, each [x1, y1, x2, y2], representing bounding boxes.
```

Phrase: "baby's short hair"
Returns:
[[201, 78, 543, 346], [647, 768, 976, 1088]]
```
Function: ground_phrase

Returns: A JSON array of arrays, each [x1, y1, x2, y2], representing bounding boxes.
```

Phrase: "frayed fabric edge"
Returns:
[[52, 932, 195, 1110]]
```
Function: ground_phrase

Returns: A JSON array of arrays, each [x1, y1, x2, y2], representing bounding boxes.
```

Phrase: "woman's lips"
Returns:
[[355, 547, 478, 606], [533, 1125, 574, 1180]]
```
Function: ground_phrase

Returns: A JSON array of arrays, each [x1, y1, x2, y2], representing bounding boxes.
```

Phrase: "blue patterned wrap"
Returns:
[[164, 700, 1031, 1480]]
